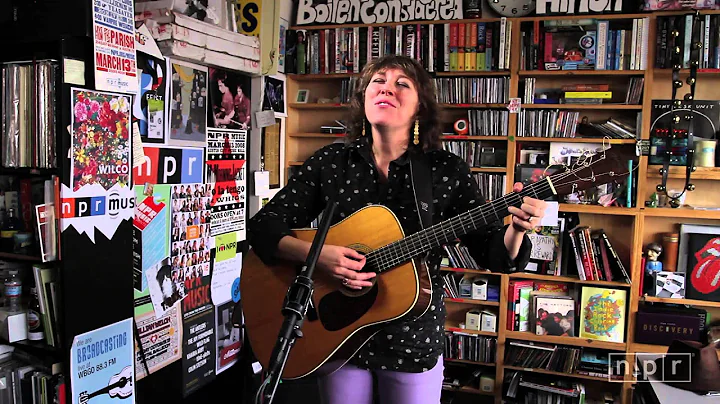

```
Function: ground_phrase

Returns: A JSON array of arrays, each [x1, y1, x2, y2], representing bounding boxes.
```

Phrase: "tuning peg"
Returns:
[[674, 46, 682, 54], [673, 80, 683, 88], [686, 183, 695, 191], [672, 114, 681, 124], [656, 184, 666, 192], [684, 93, 694, 101], [659, 167, 667, 175], [692, 165, 697, 172], [694, 42, 703, 50], [673, 63, 683, 70], [685, 114, 692, 121], [691, 60, 700, 67], [669, 198, 681, 208], [674, 99, 683, 108], [672, 29, 680, 37], [687, 77, 696, 85]]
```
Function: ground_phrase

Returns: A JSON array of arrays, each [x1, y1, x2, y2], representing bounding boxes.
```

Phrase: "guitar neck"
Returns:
[[368, 177, 556, 272]]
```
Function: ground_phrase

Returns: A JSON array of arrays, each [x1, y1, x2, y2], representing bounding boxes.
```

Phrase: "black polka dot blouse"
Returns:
[[248, 136, 531, 374]]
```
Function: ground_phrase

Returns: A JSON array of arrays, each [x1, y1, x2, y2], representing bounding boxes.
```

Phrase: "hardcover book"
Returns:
[[579, 287, 627, 343]]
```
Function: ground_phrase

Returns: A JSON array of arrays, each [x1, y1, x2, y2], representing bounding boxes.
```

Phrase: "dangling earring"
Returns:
[[413, 120, 420, 145], [362, 120, 366, 137]]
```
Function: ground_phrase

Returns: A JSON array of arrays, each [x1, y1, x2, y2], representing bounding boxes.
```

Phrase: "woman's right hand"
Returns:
[[317, 245, 376, 290]]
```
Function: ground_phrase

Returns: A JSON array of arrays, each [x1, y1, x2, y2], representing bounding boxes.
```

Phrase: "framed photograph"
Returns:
[[262, 74, 287, 117], [296, 89, 310, 103], [208, 67, 252, 130], [261, 118, 283, 189], [278, 18, 289, 73], [166, 58, 208, 147]]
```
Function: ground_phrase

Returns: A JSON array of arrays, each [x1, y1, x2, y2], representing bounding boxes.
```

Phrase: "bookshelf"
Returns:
[[283, 9, 720, 404]]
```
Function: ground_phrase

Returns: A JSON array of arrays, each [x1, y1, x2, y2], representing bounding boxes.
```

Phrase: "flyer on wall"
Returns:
[[212, 231, 242, 374], [92, 0, 138, 94], [70, 318, 135, 404], [71, 88, 132, 192], [167, 59, 208, 148], [133, 51, 166, 144], [133, 296, 183, 380], [206, 128, 246, 240]]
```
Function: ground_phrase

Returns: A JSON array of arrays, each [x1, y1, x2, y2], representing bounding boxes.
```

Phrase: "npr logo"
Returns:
[[134, 146, 204, 185], [61, 191, 136, 218]]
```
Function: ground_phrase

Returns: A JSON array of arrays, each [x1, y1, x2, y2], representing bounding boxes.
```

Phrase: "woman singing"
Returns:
[[247, 55, 547, 403]]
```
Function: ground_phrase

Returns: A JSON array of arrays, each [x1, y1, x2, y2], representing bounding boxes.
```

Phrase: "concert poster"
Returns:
[[70, 318, 135, 404], [167, 59, 208, 147], [208, 67, 252, 130], [133, 52, 166, 144], [206, 128, 247, 240]]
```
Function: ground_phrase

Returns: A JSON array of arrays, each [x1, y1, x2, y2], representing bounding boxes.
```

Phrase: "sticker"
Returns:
[[232, 278, 241, 303]]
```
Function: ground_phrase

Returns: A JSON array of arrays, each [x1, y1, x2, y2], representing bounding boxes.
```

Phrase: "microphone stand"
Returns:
[[256, 199, 338, 404]]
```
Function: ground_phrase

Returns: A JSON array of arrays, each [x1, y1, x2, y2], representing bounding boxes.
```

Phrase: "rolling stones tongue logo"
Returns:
[[690, 237, 720, 294]]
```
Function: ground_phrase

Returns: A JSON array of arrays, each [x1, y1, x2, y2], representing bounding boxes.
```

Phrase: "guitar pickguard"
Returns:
[[318, 284, 379, 331]]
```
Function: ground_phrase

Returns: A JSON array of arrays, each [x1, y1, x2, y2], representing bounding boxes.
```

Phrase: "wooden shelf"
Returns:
[[444, 297, 500, 306], [0, 252, 43, 262], [630, 343, 720, 361], [441, 103, 506, 109], [558, 204, 638, 216], [505, 331, 627, 351], [288, 161, 304, 166], [289, 103, 349, 109], [513, 137, 636, 144], [642, 296, 720, 309], [646, 166, 720, 180], [653, 68, 720, 75], [471, 167, 506, 173], [518, 70, 645, 76], [288, 73, 357, 80], [440, 267, 502, 276], [289, 132, 346, 138], [503, 366, 616, 382], [516, 12, 655, 22], [641, 207, 720, 219], [442, 386, 494, 396], [435, 71, 510, 77], [524, 104, 642, 110], [445, 325, 497, 337], [508, 272, 632, 288], [444, 358, 495, 367], [441, 135, 508, 141]]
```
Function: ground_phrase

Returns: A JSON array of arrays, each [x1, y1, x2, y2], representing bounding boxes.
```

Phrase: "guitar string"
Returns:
[[364, 147, 619, 270], [363, 158, 613, 272]]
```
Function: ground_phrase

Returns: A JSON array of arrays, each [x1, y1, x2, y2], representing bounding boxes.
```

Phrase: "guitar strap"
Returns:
[[409, 150, 433, 230]]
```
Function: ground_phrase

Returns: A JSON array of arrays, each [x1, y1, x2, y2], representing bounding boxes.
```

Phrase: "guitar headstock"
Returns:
[[547, 144, 637, 198]]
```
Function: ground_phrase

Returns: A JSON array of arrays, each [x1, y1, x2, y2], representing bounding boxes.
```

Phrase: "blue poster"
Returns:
[[71, 318, 135, 404]]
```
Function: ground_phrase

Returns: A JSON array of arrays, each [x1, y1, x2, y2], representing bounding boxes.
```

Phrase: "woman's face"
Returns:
[[364, 68, 419, 132]]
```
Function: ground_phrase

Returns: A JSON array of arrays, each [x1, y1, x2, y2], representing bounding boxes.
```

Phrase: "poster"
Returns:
[[70, 318, 135, 404], [134, 145, 205, 186], [134, 305, 183, 380], [261, 119, 282, 189], [133, 185, 171, 292], [278, 18, 288, 73], [167, 59, 208, 147], [215, 300, 242, 374], [262, 75, 286, 117], [171, 183, 212, 275], [211, 232, 241, 306], [208, 67, 252, 130], [92, 0, 138, 94], [133, 52, 166, 144], [206, 128, 247, 239], [60, 183, 135, 242], [181, 249, 216, 397], [71, 88, 132, 192], [147, 257, 188, 318]]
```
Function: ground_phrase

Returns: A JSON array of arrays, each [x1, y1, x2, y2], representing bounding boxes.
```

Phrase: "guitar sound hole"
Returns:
[[318, 284, 379, 331]]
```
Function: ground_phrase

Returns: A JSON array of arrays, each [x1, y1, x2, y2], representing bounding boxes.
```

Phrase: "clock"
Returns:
[[487, 0, 536, 17]]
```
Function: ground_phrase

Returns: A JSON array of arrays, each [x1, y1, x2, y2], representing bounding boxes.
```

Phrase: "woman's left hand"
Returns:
[[507, 182, 548, 232]]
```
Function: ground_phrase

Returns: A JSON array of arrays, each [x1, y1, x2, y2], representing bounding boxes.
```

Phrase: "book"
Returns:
[[579, 287, 627, 343]]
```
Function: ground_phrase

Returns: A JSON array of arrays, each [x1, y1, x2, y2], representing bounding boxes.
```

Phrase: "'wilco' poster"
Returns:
[[70, 318, 135, 404], [206, 128, 247, 240]]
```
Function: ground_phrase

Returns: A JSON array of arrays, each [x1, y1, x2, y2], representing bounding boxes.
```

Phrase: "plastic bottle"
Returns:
[[4, 270, 21, 312], [27, 287, 44, 341]]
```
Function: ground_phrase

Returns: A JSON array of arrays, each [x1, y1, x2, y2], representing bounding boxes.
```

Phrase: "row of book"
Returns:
[[443, 141, 495, 169], [577, 117, 638, 140], [655, 14, 720, 70], [505, 341, 623, 380], [443, 331, 497, 363], [473, 173, 506, 202], [339, 77, 358, 104], [517, 110, 580, 138], [441, 243, 480, 273], [568, 226, 630, 283], [1, 61, 57, 169], [523, 80, 644, 105], [519, 18, 649, 71], [286, 19, 513, 74], [434, 77, 509, 105], [505, 371, 589, 404], [458, 109, 509, 138], [0, 349, 64, 404]]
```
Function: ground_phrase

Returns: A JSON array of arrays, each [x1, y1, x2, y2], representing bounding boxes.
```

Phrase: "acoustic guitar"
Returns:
[[241, 145, 634, 380]]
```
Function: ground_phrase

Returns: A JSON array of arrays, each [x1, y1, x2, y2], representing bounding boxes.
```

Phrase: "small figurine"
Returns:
[[646, 192, 659, 208], [645, 242, 663, 274]]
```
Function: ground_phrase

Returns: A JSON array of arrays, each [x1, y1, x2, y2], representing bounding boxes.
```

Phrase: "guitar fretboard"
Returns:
[[365, 177, 556, 273]]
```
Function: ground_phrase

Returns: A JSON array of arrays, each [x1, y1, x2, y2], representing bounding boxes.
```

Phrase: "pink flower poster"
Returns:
[[71, 88, 132, 191]]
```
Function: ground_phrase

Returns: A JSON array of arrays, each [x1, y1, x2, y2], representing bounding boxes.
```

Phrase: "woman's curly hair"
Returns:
[[347, 55, 443, 152]]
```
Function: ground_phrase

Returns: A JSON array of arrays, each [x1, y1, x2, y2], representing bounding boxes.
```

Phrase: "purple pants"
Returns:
[[317, 356, 444, 404]]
